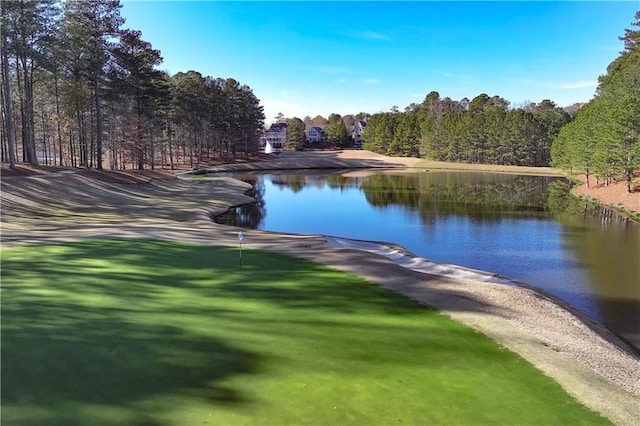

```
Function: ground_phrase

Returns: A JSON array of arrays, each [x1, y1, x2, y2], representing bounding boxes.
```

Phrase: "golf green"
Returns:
[[1, 240, 609, 425]]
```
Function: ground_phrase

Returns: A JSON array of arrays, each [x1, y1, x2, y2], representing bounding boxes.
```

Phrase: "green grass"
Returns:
[[1, 240, 609, 425]]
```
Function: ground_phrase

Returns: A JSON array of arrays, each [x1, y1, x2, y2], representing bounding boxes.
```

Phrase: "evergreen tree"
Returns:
[[362, 112, 399, 155], [1, 9, 16, 168], [391, 111, 420, 157], [2, 0, 59, 165], [552, 10, 639, 192], [60, 0, 124, 168], [172, 71, 207, 167], [109, 29, 166, 169], [286, 117, 306, 151], [530, 100, 570, 166], [553, 101, 598, 186], [325, 113, 350, 147]]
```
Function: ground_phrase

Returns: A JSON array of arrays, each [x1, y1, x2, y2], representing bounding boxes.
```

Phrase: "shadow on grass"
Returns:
[[1, 241, 265, 425], [0, 240, 432, 424], [1, 304, 256, 401]]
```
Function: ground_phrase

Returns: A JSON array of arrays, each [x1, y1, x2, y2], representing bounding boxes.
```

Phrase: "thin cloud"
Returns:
[[557, 81, 597, 90], [361, 78, 380, 85], [511, 78, 597, 90], [441, 71, 474, 81], [344, 29, 390, 41], [359, 30, 389, 41], [315, 66, 352, 74]]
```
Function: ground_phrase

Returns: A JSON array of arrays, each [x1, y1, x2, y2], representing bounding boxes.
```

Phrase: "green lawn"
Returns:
[[1, 240, 609, 425]]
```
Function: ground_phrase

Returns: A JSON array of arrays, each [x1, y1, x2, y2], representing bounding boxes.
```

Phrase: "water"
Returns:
[[215, 170, 640, 349]]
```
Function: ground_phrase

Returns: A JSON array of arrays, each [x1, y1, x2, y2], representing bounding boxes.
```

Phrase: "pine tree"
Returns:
[[2, 0, 59, 165], [325, 113, 350, 147], [287, 117, 306, 151], [552, 10, 639, 192], [109, 29, 166, 169], [60, 0, 124, 168]]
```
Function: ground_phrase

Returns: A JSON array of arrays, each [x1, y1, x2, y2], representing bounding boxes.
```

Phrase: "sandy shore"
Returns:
[[2, 150, 639, 424]]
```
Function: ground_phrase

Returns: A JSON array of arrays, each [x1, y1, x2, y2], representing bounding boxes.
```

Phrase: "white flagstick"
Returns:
[[238, 231, 245, 268]]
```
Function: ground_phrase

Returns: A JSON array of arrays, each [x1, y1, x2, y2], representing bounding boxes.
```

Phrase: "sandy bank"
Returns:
[[572, 174, 640, 216], [193, 149, 565, 177], [2, 151, 639, 424]]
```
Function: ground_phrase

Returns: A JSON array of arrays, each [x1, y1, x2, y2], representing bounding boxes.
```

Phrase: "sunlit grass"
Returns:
[[1, 240, 609, 425]]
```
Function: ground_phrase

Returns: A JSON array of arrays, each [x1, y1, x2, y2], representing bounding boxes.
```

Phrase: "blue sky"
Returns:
[[120, 1, 639, 123]]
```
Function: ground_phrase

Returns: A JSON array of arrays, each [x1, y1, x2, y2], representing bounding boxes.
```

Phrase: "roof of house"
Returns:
[[269, 123, 288, 132]]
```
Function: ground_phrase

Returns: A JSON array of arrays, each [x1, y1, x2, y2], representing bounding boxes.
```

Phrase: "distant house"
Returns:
[[352, 120, 366, 147], [306, 126, 326, 144], [260, 122, 288, 153]]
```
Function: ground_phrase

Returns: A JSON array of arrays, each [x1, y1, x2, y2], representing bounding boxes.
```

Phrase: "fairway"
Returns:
[[1, 240, 609, 425]]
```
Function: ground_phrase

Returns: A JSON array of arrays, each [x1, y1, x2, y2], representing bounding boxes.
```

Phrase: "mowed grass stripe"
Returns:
[[1, 240, 609, 425]]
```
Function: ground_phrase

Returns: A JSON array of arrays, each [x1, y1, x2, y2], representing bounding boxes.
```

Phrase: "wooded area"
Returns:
[[362, 94, 571, 166], [552, 11, 640, 193], [1, 0, 265, 171]]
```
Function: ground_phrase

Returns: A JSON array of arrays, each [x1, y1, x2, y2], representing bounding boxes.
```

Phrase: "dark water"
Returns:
[[215, 170, 640, 350]]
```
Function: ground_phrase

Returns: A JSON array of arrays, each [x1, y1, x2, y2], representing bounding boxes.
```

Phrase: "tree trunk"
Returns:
[[89, 103, 94, 168], [15, 59, 26, 162], [110, 131, 117, 170], [1, 32, 16, 168], [54, 72, 64, 166], [188, 130, 193, 168], [94, 77, 103, 169], [167, 120, 174, 170], [77, 108, 85, 166], [17, 54, 37, 165], [69, 132, 76, 167], [41, 108, 48, 165], [150, 131, 155, 170], [24, 63, 37, 165], [136, 106, 144, 170]]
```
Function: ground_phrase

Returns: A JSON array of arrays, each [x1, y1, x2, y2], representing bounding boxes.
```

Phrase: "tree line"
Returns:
[[552, 11, 640, 193], [1, 0, 265, 170], [361, 92, 572, 167]]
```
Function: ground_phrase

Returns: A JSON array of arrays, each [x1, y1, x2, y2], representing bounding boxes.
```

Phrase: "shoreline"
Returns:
[[325, 236, 640, 351], [2, 150, 639, 424], [571, 174, 640, 221]]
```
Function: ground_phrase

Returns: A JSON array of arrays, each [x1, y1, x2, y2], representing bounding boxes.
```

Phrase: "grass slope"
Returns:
[[1, 240, 609, 425]]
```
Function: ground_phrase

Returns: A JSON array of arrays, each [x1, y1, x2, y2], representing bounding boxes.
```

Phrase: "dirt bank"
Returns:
[[572, 174, 640, 215]]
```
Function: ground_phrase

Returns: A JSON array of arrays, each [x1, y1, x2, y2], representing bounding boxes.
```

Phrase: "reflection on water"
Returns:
[[547, 181, 640, 348], [215, 170, 640, 349]]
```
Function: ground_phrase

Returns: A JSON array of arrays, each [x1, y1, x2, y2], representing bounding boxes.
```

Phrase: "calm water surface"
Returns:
[[216, 170, 640, 349]]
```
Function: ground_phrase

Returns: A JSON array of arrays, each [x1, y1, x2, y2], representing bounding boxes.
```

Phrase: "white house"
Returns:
[[306, 126, 326, 144], [352, 120, 366, 147], [260, 122, 288, 153]]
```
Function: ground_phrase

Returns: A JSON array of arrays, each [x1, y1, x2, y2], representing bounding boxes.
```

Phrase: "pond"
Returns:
[[215, 170, 640, 350]]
